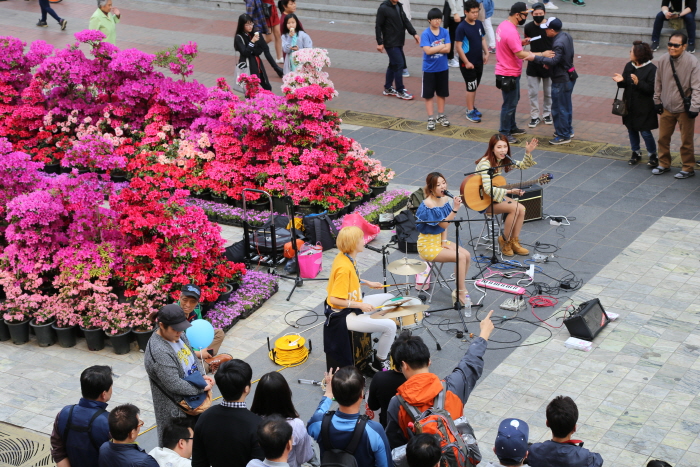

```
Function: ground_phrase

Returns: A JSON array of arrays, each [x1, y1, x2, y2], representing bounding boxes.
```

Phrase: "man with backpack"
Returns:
[[385, 310, 495, 452], [307, 366, 393, 467]]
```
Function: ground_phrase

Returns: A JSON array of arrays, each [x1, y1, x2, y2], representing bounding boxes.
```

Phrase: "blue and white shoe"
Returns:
[[466, 109, 482, 123], [473, 107, 482, 117]]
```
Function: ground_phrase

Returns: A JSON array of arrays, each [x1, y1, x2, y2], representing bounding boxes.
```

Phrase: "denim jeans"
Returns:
[[627, 128, 657, 154], [384, 46, 405, 92], [652, 11, 696, 45], [498, 76, 520, 135], [39, 0, 61, 23], [551, 80, 575, 138]]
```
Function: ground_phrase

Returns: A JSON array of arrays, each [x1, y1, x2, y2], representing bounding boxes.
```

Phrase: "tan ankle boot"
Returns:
[[498, 235, 514, 256], [510, 237, 529, 255]]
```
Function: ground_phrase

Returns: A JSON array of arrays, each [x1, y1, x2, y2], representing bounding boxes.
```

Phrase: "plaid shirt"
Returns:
[[220, 401, 247, 409], [245, 0, 269, 35]]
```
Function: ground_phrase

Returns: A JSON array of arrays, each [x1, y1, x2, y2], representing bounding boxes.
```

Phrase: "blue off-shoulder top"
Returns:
[[415, 202, 453, 234]]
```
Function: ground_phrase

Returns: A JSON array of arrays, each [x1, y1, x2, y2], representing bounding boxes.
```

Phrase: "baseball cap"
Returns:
[[509, 2, 531, 15], [531, 2, 546, 11], [495, 418, 529, 463], [180, 284, 201, 301], [157, 304, 192, 332], [541, 17, 563, 30]]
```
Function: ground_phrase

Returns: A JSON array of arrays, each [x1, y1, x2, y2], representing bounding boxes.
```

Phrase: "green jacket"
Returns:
[[89, 8, 120, 45]]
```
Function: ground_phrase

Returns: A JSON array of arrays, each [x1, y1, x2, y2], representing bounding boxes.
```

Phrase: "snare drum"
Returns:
[[381, 296, 424, 329]]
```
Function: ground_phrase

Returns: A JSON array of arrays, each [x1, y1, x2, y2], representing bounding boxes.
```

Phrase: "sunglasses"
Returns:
[[668, 42, 684, 48]]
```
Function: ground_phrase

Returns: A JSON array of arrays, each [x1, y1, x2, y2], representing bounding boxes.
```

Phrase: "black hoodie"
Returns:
[[375, 0, 417, 49]]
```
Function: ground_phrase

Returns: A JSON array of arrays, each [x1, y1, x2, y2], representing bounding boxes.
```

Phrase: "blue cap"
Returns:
[[495, 418, 529, 463]]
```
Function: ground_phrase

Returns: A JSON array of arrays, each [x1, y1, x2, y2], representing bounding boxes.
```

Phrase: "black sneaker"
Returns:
[[510, 127, 526, 135], [651, 41, 660, 52], [371, 357, 390, 372], [543, 115, 553, 125], [60, 19, 67, 30], [647, 154, 659, 168], [689, 45, 696, 53], [549, 136, 571, 145], [528, 118, 541, 128], [37, 20, 48, 27], [505, 134, 518, 144], [628, 151, 641, 165], [573, 0, 585, 5]]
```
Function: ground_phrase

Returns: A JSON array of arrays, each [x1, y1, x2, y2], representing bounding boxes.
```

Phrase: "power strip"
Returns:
[[500, 296, 527, 311]]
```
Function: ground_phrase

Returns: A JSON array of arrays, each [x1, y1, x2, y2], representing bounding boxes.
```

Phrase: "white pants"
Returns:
[[345, 293, 396, 360], [527, 75, 552, 119], [484, 17, 496, 48]]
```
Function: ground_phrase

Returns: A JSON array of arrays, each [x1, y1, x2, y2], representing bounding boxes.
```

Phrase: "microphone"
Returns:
[[365, 245, 382, 253], [442, 189, 455, 199]]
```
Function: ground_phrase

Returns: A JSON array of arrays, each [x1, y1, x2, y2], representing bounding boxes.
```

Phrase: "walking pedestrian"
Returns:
[[89, 0, 120, 45], [376, 0, 420, 100], [612, 41, 658, 166], [281, 14, 312, 75], [235, 14, 284, 91], [37, 0, 67, 30]]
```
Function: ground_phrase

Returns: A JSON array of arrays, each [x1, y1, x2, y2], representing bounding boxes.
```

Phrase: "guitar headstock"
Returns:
[[538, 173, 554, 185]]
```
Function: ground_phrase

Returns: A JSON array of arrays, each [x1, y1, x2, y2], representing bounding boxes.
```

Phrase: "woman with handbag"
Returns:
[[144, 304, 215, 445], [235, 14, 283, 92], [612, 41, 658, 166]]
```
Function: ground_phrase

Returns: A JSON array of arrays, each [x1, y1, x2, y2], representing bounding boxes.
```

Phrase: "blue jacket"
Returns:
[[54, 398, 110, 467], [99, 442, 160, 467], [479, 0, 494, 18], [307, 397, 392, 467], [528, 440, 603, 467]]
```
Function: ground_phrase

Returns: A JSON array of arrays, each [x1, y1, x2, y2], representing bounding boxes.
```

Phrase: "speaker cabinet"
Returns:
[[563, 298, 609, 341], [511, 184, 543, 222], [326, 331, 373, 375]]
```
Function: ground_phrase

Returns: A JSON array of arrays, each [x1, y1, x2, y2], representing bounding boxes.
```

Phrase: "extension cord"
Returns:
[[500, 296, 527, 311]]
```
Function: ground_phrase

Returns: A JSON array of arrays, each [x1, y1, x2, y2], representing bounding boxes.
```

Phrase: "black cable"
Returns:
[[283, 308, 322, 328]]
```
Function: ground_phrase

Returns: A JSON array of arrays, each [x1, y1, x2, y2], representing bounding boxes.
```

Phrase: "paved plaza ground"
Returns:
[[1, 0, 700, 466]]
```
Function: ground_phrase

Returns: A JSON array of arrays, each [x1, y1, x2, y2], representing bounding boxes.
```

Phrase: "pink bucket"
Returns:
[[298, 243, 323, 278]]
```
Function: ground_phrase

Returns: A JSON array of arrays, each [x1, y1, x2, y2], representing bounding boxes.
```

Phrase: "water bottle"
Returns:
[[463, 294, 472, 318]]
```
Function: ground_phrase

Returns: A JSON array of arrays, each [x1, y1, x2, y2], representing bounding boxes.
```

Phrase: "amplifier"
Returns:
[[509, 184, 543, 222], [326, 331, 373, 375], [563, 298, 609, 341]]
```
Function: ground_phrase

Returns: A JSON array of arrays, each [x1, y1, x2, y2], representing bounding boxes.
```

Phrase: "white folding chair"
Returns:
[[416, 260, 453, 304]]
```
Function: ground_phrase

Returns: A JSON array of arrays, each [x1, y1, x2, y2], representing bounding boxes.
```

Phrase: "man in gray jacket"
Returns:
[[653, 32, 700, 178]]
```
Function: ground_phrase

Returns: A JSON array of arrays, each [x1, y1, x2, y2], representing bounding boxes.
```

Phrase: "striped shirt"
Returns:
[[474, 153, 536, 204]]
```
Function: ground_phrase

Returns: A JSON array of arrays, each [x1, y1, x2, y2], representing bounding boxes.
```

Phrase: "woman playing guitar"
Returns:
[[474, 134, 538, 257]]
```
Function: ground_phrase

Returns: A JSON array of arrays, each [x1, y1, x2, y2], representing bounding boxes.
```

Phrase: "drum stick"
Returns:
[[372, 283, 412, 288]]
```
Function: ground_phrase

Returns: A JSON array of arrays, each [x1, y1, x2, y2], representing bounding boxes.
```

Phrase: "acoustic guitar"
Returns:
[[460, 173, 553, 211]]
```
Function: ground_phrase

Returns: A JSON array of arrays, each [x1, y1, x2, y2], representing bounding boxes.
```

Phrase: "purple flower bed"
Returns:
[[207, 270, 279, 330], [332, 188, 411, 230], [186, 198, 285, 226]]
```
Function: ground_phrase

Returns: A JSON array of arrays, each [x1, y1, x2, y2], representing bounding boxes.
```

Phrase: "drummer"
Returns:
[[415, 172, 472, 307], [324, 226, 397, 373]]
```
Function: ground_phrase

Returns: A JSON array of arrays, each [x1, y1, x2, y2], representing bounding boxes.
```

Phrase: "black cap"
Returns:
[[157, 304, 191, 332], [180, 284, 201, 301], [510, 1, 531, 15], [532, 2, 546, 11], [541, 17, 563, 31]]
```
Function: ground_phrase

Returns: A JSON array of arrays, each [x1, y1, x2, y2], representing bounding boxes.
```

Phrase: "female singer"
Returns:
[[415, 172, 472, 307], [475, 134, 538, 256], [325, 226, 396, 372]]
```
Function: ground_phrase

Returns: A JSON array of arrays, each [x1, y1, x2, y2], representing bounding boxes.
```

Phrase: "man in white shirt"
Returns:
[[149, 420, 193, 467]]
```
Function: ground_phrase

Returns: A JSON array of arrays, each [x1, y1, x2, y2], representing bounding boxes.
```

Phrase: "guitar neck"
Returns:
[[502, 178, 542, 190]]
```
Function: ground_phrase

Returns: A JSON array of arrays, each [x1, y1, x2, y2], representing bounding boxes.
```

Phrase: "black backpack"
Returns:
[[320, 412, 368, 467], [392, 209, 419, 253], [303, 214, 338, 251]]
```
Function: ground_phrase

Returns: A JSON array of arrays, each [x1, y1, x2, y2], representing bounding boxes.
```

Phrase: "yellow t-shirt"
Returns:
[[326, 253, 362, 308]]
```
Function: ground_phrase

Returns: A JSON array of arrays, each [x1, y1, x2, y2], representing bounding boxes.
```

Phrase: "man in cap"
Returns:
[[179, 284, 232, 373], [495, 2, 541, 143], [482, 418, 529, 467], [532, 17, 576, 145], [524, 3, 553, 128], [145, 304, 215, 445]]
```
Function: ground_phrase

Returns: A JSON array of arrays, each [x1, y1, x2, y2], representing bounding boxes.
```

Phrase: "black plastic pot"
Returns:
[[110, 174, 127, 183], [82, 327, 106, 351], [272, 196, 288, 214], [362, 192, 372, 203], [6, 319, 30, 345], [370, 185, 388, 197], [349, 198, 363, 212], [108, 329, 132, 355], [250, 200, 269, 212], [30, 319, 57, 347], [217, 283, 234, 303], [44, 163, 60, 174], [60, 165, 73, 174], [133, 327, 154, 352], [52, 324, 78, 348], [0, 319, 10, 342], [295, 203, 315, 216]]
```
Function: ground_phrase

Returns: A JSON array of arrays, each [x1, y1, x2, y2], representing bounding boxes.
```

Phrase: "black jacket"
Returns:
[[192, 406, 265, 467], [524, 21, 552, 78], [235, 33, 282, 91], [617, 61, 659, 131], [375, 0, 417, 48], [533, 31, 575, 83]]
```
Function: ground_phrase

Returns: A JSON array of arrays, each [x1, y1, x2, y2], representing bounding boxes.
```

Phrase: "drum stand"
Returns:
[[396, 313, 442, 351]]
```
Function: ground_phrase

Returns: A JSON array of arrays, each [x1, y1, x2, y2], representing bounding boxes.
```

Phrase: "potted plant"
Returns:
[[103, 303, 133, 355], [29, 307, 57, 347], [51, 300, 80, 348], [369, 167, 395, 197], [79, 311, 106, 351], [130, 281, 168, 352], [0, 282, 42, 345], [3, 305, 31, 345]]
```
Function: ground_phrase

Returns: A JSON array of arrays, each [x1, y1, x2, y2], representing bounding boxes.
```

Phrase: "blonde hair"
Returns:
[[336, 226, 364, 254]]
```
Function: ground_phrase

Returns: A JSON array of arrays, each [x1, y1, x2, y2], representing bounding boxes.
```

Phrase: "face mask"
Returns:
[[518, 17, 527, 25], [533, 15, 545, 23]]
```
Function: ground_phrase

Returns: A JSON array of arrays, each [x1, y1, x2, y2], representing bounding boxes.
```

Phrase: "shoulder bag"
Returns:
[[611, 87, 628, 116], [234, 35, 249, 94], [669, 56, 692, 113]]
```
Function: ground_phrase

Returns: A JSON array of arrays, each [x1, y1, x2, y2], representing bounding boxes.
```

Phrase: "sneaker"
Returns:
[[504, 134, 518, 144], [674, 170, 695, 179], [396, 89, 414, 100], [651, 41, 660, 51], [689, 45, 696, 53], [37, 20, 48, 27], [544, 1, 559, 9], [402, 69, 410, 77], [628, 151, 642, 165], [60, 19, 67, 30], [473, 107, 483, 117], [648, 154, 659, 168], [553, 132, 574, 138], [488, 46, 496, 54], [549, 136, 571, 145], [437, 115, 450, 127], [372, 357, 391, 372], [383, 86, 397, 97], [543, 115, 553, 125], [573, 0, 585, 5], [427, 117, 436, 131], [652, 166, 670, 175], [466, 109, 482, 123], [528, 117, 541, 128], [276, 57, 284, 64], [510, 127, 526, 135], [448, 58, 460, 68]]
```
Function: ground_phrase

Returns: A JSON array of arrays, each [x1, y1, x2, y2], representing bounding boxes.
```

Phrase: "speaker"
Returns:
[[563, 298, 609, 341], [502, 184, 543, 223], [326, 331, 373, 375]]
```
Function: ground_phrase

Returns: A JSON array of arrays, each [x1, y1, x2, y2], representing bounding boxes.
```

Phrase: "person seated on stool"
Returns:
[[178, 283, 232, 373], [415, 172, 472, 307], [474, 134, 538, 257], [324, 226, 397, 373]]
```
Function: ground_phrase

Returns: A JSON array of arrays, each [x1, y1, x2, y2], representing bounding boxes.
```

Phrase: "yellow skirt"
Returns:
[[417, 233, 451, 261]]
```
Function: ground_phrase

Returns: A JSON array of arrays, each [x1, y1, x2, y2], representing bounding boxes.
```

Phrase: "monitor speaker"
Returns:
[[563, 298, 609, 341], [505, 184, 543, 222]]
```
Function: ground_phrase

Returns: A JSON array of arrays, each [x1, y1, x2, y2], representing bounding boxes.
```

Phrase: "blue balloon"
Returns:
[[186, 320, 215, 350]]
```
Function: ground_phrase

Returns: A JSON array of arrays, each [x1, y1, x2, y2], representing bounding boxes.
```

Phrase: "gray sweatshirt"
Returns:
[[654, 50, 700, 113]]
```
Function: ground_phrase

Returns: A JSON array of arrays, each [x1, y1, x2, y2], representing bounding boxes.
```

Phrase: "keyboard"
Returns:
[[475, 279, 526, 295]]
